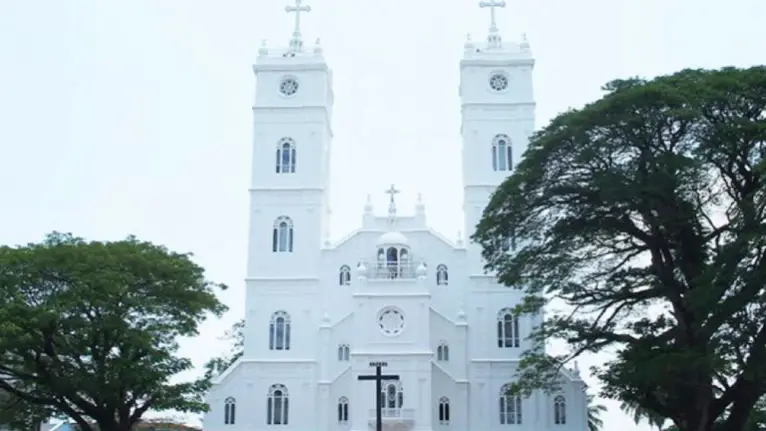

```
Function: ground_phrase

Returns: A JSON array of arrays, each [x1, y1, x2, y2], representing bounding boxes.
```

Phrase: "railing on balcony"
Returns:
[[368, 408, 416, 421], [367, 262, 417, 280]]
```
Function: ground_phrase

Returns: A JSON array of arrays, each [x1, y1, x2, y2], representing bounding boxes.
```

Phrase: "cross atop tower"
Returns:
[[286, 0, 311, 52], [384, 184, 400, 204], [385, 184, 400, 225], [479, 0, 506, 45]]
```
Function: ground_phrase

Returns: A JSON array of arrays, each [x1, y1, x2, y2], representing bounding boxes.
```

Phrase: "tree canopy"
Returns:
[[0, 232, 228, 431], [472, 66, 766, 431]]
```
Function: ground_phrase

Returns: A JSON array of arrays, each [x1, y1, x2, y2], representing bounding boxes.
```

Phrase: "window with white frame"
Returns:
[[438, 397, 450, 424], [436, 342, 449, 361], [337, 344, 350, 361], [497, 308, 520, 348], [499, 384, 522, 425], [275, 138, 296, 174], [554, 395, 566, 425], [223, 397, 236, 425], [266, 384, 289, 425], [338, 397, 349, 423], [491, 134, 513, 172], [272, 216, 294, 253], [436, 264, 448, 285], [269, 311, 291, 350]]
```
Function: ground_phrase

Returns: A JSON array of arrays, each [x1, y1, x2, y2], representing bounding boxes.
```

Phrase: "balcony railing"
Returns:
[[368, 408, 416, 421], [367, 263, 417, 280]]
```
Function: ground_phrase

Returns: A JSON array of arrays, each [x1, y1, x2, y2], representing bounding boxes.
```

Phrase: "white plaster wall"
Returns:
[[204, 361, 316, 431]]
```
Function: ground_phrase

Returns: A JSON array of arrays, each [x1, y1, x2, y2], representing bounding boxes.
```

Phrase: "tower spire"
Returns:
[[285, 0, 311, 52], [479, 0, 506, 48]]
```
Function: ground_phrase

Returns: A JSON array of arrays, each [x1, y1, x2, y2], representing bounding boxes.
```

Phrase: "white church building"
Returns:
[[203, 1, 588, 430]]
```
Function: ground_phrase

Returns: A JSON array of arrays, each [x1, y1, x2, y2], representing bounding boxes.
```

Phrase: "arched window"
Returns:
[[337, 344, 350, 361], [272, 216, 294, 253], [267, 384, 289, 425], [499, 384, 522, 425], [275, 138, 296, 173], [491, 134, 513, 172], [339, 265, 351, 285], [224, 397, 236, 425], [269, 311, 291, 350], [338, 396, 349, 423], [380, 381, 403, 409], [438, 397, 450, 424], [554, 395, 566, 425], [436, 264, 448, 285], [437, 342, 449, 361], [497, 308, 520, 348]]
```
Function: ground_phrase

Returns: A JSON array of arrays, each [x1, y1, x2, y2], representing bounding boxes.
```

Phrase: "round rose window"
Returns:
[[377, 307, 405, 336]]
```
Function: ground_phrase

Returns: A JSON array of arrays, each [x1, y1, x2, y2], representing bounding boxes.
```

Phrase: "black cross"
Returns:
[[358, 361, 400, 431]]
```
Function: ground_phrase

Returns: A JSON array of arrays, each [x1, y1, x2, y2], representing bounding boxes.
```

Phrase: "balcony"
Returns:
[[368, 263, 417, 280], [367, 408, 416, 431]]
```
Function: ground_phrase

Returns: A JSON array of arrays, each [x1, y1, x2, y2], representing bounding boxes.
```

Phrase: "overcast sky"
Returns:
[[1, 0, 765, 429]]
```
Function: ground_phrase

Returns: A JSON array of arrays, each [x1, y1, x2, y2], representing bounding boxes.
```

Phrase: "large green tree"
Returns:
[[0, 233, 227, 431], [473, 66, 766, 431]]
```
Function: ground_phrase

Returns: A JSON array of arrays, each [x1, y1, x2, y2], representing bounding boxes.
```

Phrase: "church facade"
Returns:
[[203, 1, 588, 430]]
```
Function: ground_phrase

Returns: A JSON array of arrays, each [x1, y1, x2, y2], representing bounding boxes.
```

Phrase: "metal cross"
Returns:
[[479, 0, 506, 33], [384, 184, 400, 204], [358, 361, 400, 431], [285, 0, 311, 43]]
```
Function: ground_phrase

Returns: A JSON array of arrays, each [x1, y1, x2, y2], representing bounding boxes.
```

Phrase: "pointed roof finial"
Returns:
[[286, 0, 311, 52], [479, 0, 506, 47], [384, 184, 400, 225], [520, 32, 530, 50], [364, 194, 373, 214]]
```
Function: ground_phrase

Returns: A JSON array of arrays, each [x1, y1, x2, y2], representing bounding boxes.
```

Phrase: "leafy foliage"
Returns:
[[472, 66, 766, 431], [587, 393, 607, 431], [203, 320, 244, 380], [0, 387, 51, 431], [0, 233, 228, 431], [621, 399, 667, 430]]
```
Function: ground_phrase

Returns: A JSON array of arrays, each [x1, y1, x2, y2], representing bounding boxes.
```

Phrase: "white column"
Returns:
[[317, 384, 330, 431], [351, 369, 366, 431], [418, 376, 432, 430], [456, 318, 468, 380], [457, 382, 469, 431]]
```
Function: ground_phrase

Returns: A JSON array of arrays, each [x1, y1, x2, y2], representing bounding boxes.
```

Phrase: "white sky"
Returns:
[[1, 0, 765, 429]]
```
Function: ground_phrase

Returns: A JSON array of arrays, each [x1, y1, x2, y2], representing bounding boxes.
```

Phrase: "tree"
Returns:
[[587, 393, 607, 431], [620, 400, 667, 430], [203, 320, 244, 380], [0, 386, 51, 431], [0, 233, 228, 431], [472, 66, 766, 431]]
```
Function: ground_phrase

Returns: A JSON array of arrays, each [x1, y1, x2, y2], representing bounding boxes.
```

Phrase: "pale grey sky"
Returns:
[[1, 0, 764, 429]]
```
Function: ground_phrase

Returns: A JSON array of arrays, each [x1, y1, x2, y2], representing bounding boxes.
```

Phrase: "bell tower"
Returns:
[[460, 0, 535, 274], [245, 0, 333, 284]]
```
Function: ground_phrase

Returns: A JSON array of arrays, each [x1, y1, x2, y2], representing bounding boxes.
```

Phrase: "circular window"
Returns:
[[279, 77, 299, 96], [377, 307, 405, 337], [489, 73, 508, 92]]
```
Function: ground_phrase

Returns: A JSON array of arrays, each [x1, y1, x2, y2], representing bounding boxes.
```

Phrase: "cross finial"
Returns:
[[385, 184, 400, 203], [479, 0, 506, 44], [385, 184, 400, 225], [285, 0, 311, 52]]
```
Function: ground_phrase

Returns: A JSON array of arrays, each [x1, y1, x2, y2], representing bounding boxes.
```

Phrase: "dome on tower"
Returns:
[[376, 231, 408, 247]]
